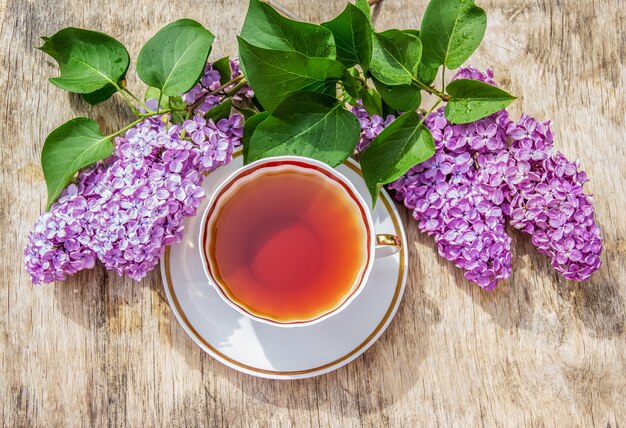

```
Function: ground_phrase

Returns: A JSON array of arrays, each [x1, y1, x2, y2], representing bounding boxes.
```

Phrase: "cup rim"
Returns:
[[198, 156, 376, 328]]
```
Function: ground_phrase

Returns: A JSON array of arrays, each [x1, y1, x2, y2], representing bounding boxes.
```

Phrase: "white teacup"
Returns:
[[198, 156, 401, 327]]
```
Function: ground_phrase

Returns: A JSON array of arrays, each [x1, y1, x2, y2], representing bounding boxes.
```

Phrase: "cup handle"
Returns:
[[375, 234, 402, 258]]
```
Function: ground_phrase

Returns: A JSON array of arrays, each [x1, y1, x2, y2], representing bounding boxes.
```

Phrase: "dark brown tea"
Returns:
[[203, 161, 370, 324]]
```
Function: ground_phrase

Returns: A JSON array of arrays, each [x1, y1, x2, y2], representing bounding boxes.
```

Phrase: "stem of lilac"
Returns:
[[186, 75, 247, 113], [209, 74, 245, 96], [412, 77, 450, 102], [122, 87, 149, 111], [224, 78, 247, 97], [183, 80, 249, 121], [418, 98, 442, 127], [157, 91, 164, 114], [354, 74, 368, 86], [116, 87, 141, 116], [106, 118, 144, 140], [108, 108, 185, 141], [137, 107, 183, 118], [337, 82, 350, 104]]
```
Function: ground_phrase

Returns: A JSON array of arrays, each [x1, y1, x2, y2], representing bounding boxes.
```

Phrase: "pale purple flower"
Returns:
[[163, 149, 189, 173], [454, 67, 498, 86], [181, 84, 205, 104], [351, 102, 395, 152]]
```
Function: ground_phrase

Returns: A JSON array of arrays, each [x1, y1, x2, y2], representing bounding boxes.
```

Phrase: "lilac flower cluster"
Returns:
[[390, 108, 513, 290], [25, 61, 248, 285], [503, 118, 602, 280], [361, 67, 602, 289]]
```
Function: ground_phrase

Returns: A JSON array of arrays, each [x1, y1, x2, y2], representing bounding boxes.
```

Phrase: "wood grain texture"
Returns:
[[1, 0, 625, 426]]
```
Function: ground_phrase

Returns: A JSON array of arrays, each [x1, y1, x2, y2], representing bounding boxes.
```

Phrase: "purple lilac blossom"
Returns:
[[389, 107, 514, 290], [454, 66, 498, 86], [351, 101, 395, 152], [502, 118, 602, 280], [25, 61, 248, 285], [362, 67, 602, 289]]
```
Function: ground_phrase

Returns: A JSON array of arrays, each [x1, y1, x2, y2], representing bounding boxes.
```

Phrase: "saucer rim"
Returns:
[[160, 151, 408, 379]]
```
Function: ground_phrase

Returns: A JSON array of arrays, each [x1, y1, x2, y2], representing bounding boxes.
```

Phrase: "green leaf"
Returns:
[[246, 91, 361, 167], [420, 0, 487, 69], [39, 27, 129, 94], [369, 30, 422, 85], [212, 56, 232, 84], [237, 37, 344, 112], [137, 19, 215, 96], [360, 87, 383, 117], [169, 95, 186, 111], [417, 62, 439, 86], [41, 118, 113, 209], [445, 79, 516, 123], [381, 100, 396, 118], [372, 77, 421, 112], [168, 96, 187, 123], [341, 70, 361, 98], [205, 100, 232, 122], [360, 111, 435, 205], [240, 0, 335, 58], [395, 29, 440, 86], [171, 112, 186, 124], [355, 0, 372, 21], [242, 111, 270, 163], [250, 95, 265, 112], [80, 84, 118, 105], [322, 3, 373, 69], [402, 29, 420, 38], [144, 86, 168, 105]]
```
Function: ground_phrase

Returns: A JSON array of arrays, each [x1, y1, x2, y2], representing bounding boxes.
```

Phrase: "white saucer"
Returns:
[[160, 148, 408, 379]]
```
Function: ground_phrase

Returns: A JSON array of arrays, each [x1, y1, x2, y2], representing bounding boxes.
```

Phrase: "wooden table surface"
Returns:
[[1, 0, 625, 426]]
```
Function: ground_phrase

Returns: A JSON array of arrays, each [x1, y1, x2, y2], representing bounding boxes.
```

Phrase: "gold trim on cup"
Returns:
[[376, 234, 402, 248], [163, 150, 405, 376]]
